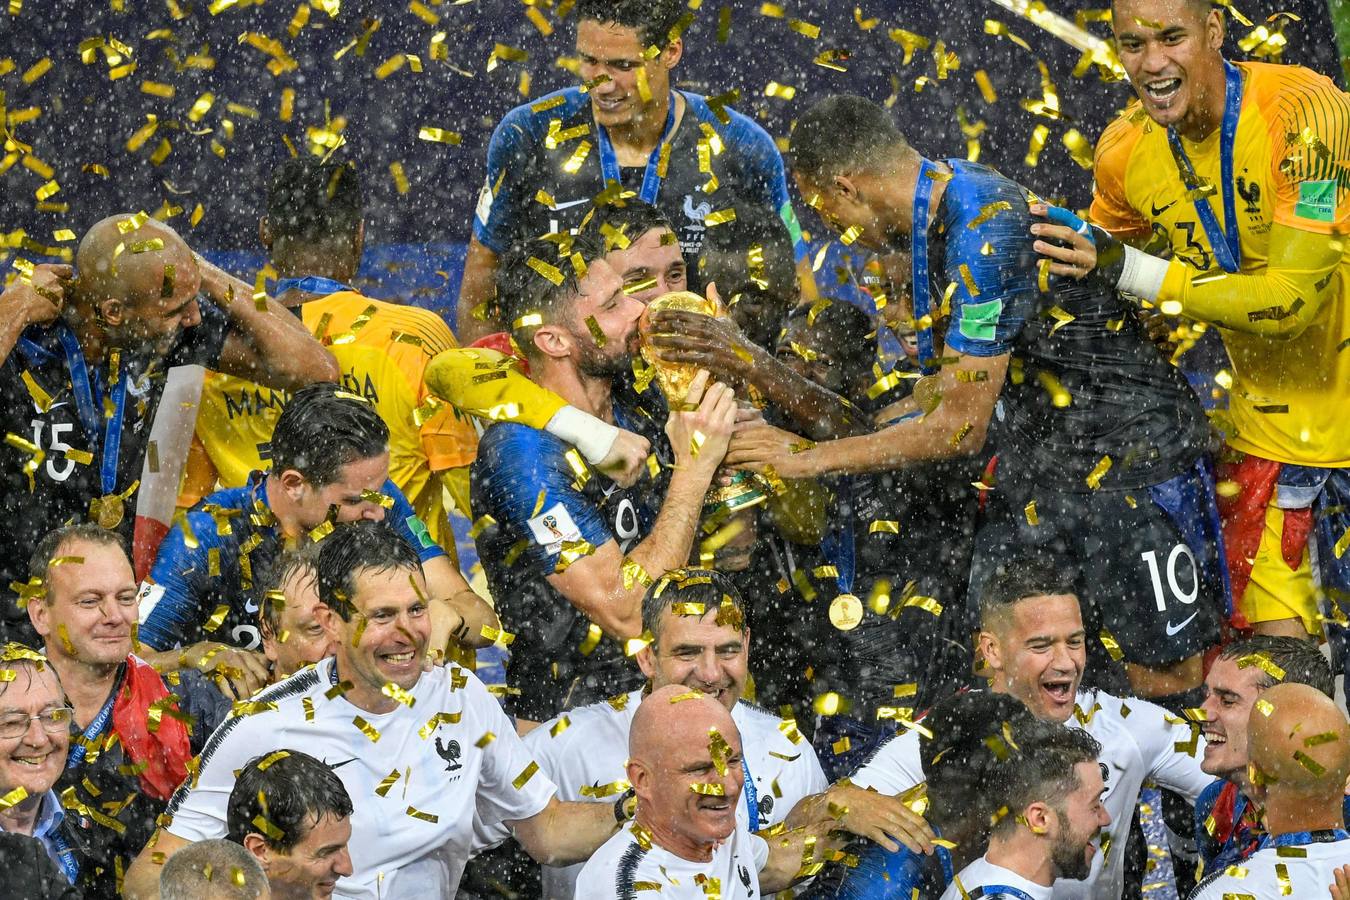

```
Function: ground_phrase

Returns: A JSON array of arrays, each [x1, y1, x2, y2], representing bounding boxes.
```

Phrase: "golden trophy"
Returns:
[[639, 291, 769, 515]]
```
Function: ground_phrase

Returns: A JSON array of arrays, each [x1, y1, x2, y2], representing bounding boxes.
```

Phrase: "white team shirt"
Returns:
[[476, 689, 828, 899], [941, 856, 1054, 900], [574, 820, 771, 899], [1190, 833, 1350, 900], [163, 656, 556, 900], [850, 690, 1211, 900]]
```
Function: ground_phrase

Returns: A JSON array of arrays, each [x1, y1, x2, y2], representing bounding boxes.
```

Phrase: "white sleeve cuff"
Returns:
[[1117, 244, 1169, 302], [545, 405, 619, 464]]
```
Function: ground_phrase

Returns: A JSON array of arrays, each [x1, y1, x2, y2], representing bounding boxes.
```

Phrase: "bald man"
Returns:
[[1191, 683, 1350, 899], [0, 216, 337, 648], [574, 685, 834, 898]]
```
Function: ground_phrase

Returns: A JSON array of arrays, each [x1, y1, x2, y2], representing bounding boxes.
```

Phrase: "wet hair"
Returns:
[[28, 522, 127, 591], [267, 157, 364, 245], [584, 198, 675, 247], [159, 838, 268, 900], [1217, 635, 1335, 698], [269, 383, 389, 488], [781, 300, 875, 396], [495, 231, 607, 358], [258, 546, 321, 639], [0, 642, 61, 701], [641, 568, 747, 648], [226, 750, 353, 852], [978, 556, 1078, 629], [696, 199, 798, 311], [920, 692, 1057, 840], [989, 723, 1102, 838], [790, 95, 914, 182], [314, 521, 422, 622], [575, 0, 688, 49]]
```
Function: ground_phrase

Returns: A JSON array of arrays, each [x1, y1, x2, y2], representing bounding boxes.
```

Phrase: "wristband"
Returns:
[[546, 405, 620, 465], [1115, 244, 1169, 302]]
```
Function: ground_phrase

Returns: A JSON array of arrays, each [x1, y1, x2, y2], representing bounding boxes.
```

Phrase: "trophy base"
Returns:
[[706, 472, 770, 515]]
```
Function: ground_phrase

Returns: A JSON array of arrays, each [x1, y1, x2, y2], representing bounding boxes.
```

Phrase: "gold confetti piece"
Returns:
[[1099, 628, 1124, 661], [1061, 129, 1094, 169], [968, 201, 1012, 229], [975, 69, 997, 103], [352, 716, 381, 742], [1237, 652, 1286, 681], [840, 225, 864, 245], [704, 208, 737, 227], [526, 257, 564, 285], [406, 805, 439, 823], [1085, 455, 1112, 489], [1024, 500, 1039, 525], [689, 781, 726, 796], [480, 624, 516, 646], [418, 126, 462, 145], [381, 682, 416, 707], [888, 27, 931, 63], [389, 161, 409, 195], [203, 603, 229, 633], [958, 264, 980, 297], [512, 760, 539, 790]]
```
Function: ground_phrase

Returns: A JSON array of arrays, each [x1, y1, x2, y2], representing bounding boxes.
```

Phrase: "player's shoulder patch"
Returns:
[[527, 501, 583, 554], [1295, 179, 1338, 223]]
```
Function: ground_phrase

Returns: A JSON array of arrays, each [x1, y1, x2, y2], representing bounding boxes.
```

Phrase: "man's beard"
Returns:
[[1049, 812, 1094, 882], [573, 329, 631, 378]]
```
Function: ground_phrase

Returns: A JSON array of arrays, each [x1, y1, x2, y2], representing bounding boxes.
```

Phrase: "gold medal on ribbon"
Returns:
[[93, 494, 124, 530], [829, 593, 864, 631]]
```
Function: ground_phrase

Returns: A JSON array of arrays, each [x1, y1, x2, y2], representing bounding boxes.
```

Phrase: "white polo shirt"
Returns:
[[163, 656, 556, 899], [941, 856, 1054, 900], [850, 689, 1211, 900], [476, 688, 827, 899], [1190, 831, 1350, 900], [574, 820, 770, 899]]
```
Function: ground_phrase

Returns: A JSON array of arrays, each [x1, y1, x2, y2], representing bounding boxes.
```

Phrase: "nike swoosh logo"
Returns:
[[244, 599, 260, 614], [1165, 612, 1199, 636], [328, 758, 358, 769], [549, 197, 592, 211], [1150, 199, 1178, 217]]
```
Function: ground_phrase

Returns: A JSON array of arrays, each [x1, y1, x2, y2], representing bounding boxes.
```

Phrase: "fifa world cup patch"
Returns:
[[528, 502, 583, 553], [1294, 179, 1336, 223]]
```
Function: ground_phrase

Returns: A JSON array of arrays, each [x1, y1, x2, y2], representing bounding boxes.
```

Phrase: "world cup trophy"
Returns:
[[638, 291, 768, 515]]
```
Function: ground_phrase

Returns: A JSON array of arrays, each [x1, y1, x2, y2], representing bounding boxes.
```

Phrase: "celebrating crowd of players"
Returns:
[[1, 0, 1349, 897]]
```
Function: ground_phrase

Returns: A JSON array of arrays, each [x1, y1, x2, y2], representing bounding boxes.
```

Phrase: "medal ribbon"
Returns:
[[65, 688, 117, 771], [1165, 60, 1244, 273], [56, 323, 129, 497], [1257, 828, 1350, 851], [596, 93, 679, 204], [273, 275, 352, 297], [910, 158, 940, 374], [819, 481, 857, 594], [741, 753, 759, 830]]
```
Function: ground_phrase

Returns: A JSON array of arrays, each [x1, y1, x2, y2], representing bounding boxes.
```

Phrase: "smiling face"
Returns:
[[606, 227, 687, 305], [637, 608, 750, 712], [981, 594, 1087, 724], [635, 718, 745, 851], [264, 812, 354, 900], [321, 565, 429, 702], [549, 256, 645, 378], [29, 538, 137, 667], [1113, 0, 1226, 132], [1050, 761, 1112, 881], [0, 663, 69, 802], [1198, 655, 1264, 780], [576, 20, 679, 130], [263, 566, 336, 679]]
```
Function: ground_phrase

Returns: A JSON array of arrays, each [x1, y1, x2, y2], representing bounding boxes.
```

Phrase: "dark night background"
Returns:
[[2, 0, 1342, 326]]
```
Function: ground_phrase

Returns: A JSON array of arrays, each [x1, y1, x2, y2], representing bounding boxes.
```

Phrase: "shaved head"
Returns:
[[1249, 683, 1350, 804], [628, 684, 745, 856], [72, 214, 202, 355]]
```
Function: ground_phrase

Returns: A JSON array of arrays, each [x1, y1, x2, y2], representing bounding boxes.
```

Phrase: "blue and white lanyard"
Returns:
[[1165, 60, 1245, 273], [910, 158, 940, 374], [55, 323, 128, 496], [595, 94, 679, 204], [742, 753, 759, 829], [273, 275, 351, 297], [65, 691, 117, 771]]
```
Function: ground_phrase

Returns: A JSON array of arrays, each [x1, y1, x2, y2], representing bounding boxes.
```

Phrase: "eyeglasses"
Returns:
[[0, 707, 74, 740]]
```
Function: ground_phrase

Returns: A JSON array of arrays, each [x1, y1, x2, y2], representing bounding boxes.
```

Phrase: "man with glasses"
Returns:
[[0, 642, 80, 889]]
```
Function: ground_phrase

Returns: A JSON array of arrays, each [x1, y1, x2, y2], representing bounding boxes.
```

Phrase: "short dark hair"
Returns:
[[269, 383, 389, 488], [920, 691, 1057, 838], [575, 0, 689, 49], [979, 556, 1078, 629], [267, 157, 364, 245], [990, 723, 1102, 838], [159, 838, 268, 900], [781, 300, 875, 389], [315, 521, 422, 622], [495, 231, 606, 358], [697, 199, 798, 312], [1217, 635, 1335, 698], [790, 95, 913, 183], [28, 522, 127, 591], [226, 750, 353, 852], [258, 547, 321, 639], [641, 568, 747, 648], [583, 198, 675, 249]]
